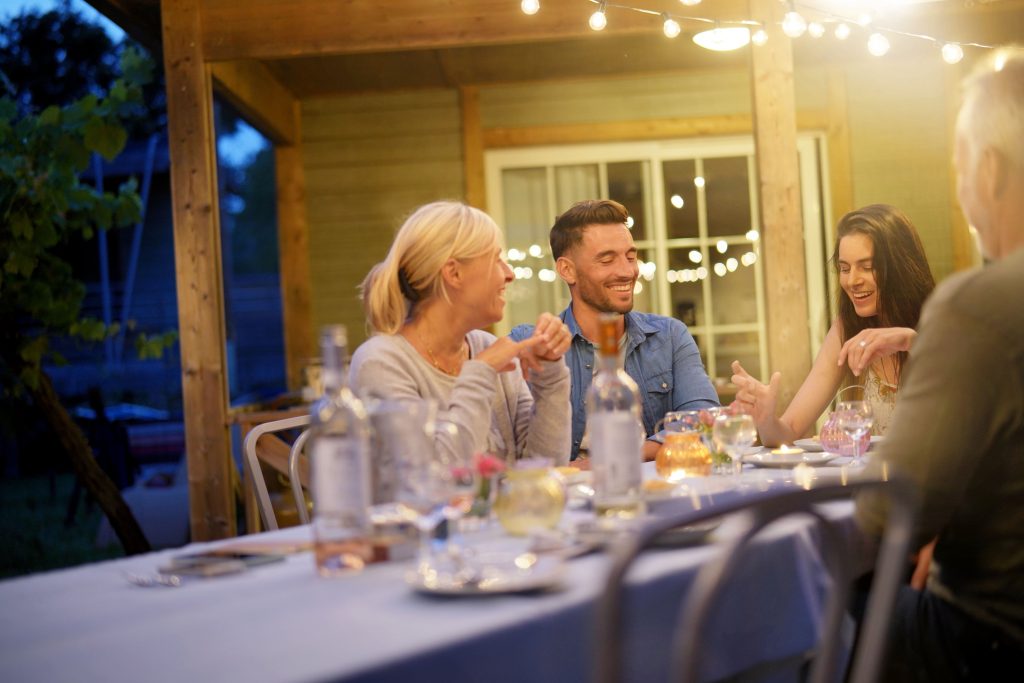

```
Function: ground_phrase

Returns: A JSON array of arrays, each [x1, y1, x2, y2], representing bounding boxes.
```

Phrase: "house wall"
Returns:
[[301, 57, 959, 349]]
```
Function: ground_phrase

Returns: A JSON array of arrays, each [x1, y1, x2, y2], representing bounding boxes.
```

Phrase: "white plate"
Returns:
[[407, 553, 566, 596], [743, 452, 838, 468], [793, 438, 824, 453]]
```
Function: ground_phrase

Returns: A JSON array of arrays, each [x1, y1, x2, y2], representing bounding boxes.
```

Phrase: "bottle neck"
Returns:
[[321, 345, 348, 393]]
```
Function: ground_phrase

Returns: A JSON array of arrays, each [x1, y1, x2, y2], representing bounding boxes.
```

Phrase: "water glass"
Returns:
[[712, 412, 757, 477], [834, 400, 874, 466]]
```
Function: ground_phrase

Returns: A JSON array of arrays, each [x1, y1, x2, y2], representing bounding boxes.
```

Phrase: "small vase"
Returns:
[[655, 431, 713, 482]]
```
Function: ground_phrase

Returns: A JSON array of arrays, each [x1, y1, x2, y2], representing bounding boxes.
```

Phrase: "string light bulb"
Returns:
[[589, 2, 607, 31], [941, 42, 964, 65], [520, 0, 540, 15], [867, 32, 890, 57], [679, 0, 702, 6], [782, 9, 807, 38], [662, 14, 681, 39], [807, 22, 825, 39], [751, 27, 768, 46], [834, 22, 851, 41]]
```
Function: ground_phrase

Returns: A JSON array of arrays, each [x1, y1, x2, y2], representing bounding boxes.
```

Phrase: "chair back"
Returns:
[[595, 476, 915, 683], [241, 414, 312, 530]]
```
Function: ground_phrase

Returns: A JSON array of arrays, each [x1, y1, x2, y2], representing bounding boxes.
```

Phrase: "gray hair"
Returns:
[[956, 48, 1024, 171]]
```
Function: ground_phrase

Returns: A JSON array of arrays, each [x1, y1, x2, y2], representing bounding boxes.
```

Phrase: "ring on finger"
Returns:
[[859, 340, 867, 348]]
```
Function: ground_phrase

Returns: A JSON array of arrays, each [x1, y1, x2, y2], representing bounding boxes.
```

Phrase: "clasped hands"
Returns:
[[477, 312, 572, 379]]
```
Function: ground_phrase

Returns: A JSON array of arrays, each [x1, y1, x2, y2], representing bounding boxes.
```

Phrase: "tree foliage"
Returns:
[[0, 46, 152, 394]]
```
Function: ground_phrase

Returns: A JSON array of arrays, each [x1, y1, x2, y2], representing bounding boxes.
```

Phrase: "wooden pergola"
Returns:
[[88, 0, 1022, 540]]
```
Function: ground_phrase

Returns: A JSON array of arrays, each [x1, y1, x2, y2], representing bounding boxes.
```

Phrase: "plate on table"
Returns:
[[793, 438, 824, 453], [407, 553, 566, 596], [743, 451, 838, 468]]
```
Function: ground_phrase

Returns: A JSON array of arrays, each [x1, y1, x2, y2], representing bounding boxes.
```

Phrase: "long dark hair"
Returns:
[[831, 204, 935, 386]]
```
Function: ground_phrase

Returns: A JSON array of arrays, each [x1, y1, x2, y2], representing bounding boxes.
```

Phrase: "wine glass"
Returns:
[[834, 400, 874, 466], [712, 412, 757, 477]]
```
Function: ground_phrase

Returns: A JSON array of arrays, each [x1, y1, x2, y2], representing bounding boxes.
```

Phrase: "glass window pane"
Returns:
[[502, 168, 558, 326], [634, 247, 659, 314], [667, 247, 706, 328], [663, 159, 699, 239], [704, 156, 751, 238], [608, 161, 648, 241], [709, 243, 758, 325], [714, 331, 761, 380], [554, 164, 599, 212]]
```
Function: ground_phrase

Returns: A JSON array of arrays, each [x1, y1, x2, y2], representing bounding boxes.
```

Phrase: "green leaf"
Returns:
[[9, 211, 32, 239], [19, 337, 48, 366], [38, 106, 61, 126], [83, 119, 128, 161]]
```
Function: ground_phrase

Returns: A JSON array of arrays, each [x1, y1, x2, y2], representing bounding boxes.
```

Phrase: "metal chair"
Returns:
[[595, 477, 916, 683], [241, 414, 311, 530]]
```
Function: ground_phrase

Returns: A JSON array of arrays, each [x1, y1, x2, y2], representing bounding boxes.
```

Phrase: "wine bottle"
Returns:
[[585, 313, 645, 519], [309, 325, 373, 575]]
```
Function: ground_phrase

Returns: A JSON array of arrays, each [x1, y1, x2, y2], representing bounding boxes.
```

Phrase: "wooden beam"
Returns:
[[86, 0, 163, 54], [482, 111, 829, 148], [275, 137, 314, 392], [749, 0, 811, 412], [162, 0, 235, 540], [199, 0, 750, 61], [460, 86, 485, 210], [210, 60, 299, 145], [825, 68, 853, 228]]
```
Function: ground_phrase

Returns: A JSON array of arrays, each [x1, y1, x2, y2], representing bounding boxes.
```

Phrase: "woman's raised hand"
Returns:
[[516, 313, 572, 379], [477, 335, 544, 374], [837, 327, 917, 376], [730, 360, 781, 425]]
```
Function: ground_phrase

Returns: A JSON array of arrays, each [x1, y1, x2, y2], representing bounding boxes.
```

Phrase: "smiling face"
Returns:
[[560, 223, 639, 316], [457, 245, 514, 326], [838, 233, 878, 318]]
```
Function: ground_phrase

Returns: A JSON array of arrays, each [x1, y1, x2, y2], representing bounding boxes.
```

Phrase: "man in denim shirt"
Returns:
[[511, 199, 719, 461]]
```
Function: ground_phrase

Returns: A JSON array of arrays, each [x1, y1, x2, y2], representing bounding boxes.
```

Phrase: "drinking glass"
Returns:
[[394, 420, 462, 573], [834, 400, 874, 466], [712, 412, 757, 477]]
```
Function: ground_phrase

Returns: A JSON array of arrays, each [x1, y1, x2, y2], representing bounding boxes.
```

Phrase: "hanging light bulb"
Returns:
[[751, 26, 768, 46], [834, 22, 851, 41], [589, 2, 607, 31], [807, 22, 825, 39], [662, 14, 681, 39], [693, 25, 750, 51], [782, 9, 807, 38], [857, 13, 873, 27], [867, 32, 890, 57], [679, 0, 702, 6], [520, 0, 539, 16], [941, 43, 964, 65]]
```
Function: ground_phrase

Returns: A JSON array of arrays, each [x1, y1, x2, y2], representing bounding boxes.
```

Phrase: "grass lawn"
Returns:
[[0, 473, 125, 580]]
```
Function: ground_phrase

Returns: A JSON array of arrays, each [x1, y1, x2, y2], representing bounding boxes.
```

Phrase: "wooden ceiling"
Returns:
[[89, 0, 1024, 96]]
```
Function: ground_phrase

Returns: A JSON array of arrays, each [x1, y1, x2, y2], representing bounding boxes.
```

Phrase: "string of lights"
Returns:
[[519, 0, 1016, 64]]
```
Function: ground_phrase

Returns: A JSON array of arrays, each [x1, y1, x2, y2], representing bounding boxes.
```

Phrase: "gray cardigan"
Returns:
[[348, 330, 571, 465]]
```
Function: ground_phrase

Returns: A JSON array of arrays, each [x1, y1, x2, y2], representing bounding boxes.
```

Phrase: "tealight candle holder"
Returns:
[[771, 444, 805, 457]]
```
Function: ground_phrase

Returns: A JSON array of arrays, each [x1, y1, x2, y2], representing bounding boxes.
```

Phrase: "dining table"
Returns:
[[0, 457, 866, 683]]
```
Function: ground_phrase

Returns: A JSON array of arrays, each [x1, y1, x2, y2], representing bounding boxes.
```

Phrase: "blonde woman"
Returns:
[[349, 201, 572, 464]]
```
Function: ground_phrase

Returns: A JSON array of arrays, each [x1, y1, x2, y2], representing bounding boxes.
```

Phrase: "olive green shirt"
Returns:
[[856, 246, 1024, 643]]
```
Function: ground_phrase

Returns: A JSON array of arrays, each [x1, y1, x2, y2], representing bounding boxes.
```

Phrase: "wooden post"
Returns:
[[826, 68, 854, 228], [749, 0, 811, 410], [276, 137, 314, 392], [162, 0, 235, 539], [461, 86, 486, 210]]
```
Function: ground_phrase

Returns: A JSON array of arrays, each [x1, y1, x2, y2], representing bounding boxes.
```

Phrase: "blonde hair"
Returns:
[[360, 201, 504, 334]]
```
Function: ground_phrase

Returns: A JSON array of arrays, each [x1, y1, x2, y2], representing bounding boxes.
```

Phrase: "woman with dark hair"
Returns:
[[731, 204, 936, 447]]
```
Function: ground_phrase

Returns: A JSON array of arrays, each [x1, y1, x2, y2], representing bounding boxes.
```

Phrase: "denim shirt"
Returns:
[[511, 306, 719, 460]]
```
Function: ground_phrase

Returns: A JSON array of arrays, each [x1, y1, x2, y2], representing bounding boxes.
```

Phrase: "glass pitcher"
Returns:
[[820, 386, 871, 455], [493, 457, 566, 536]]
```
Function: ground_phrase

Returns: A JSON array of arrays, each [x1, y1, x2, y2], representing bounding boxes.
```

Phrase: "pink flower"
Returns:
[[473, 452, 506, 478]]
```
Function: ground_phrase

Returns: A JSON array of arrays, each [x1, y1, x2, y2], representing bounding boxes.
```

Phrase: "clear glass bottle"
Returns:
[[586, 313, 645, 519], [309, 325, 373, 575]]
